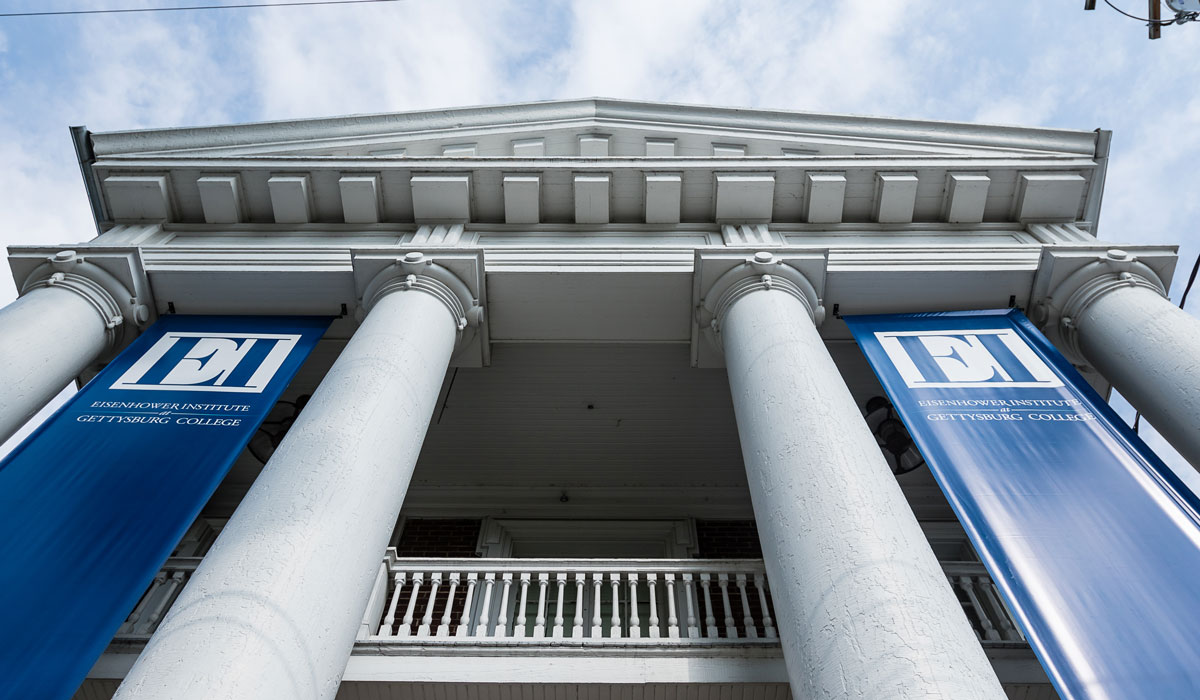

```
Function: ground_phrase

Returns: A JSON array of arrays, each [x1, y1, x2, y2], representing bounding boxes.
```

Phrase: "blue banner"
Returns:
[[845, 309, 1200, 700], [0, 315, 329, 699]]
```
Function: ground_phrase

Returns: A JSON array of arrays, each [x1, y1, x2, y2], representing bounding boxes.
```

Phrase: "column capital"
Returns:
[[692, 249, 827, 367], [18, 250, 150, 353], [353, 249, 488, 367], [1030, 246, 1173, 364]]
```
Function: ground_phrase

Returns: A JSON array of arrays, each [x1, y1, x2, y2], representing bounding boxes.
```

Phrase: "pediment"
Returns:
[[89, 98, 1099, 161]]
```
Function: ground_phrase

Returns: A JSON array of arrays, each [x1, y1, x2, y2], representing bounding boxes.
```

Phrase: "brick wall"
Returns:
[[695, 519, 762, 559], [394, 518, 482, 557]]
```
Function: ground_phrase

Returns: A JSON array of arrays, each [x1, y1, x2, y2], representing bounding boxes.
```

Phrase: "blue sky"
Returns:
[[1, 0, 1198, 477]]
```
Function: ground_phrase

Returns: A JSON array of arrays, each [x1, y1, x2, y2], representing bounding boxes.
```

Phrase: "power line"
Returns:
[[1102, 0, 1178, 24], [0, 0, 398, 18]]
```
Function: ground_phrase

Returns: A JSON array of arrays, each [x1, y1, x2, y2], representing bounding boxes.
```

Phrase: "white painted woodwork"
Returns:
[[112, 286, 460, 700], [944, 173, 991, 223], [644, 138, 677, 156], [410, 174, 471, 222], [644, 173, 682, 224], [719, 286, 1006, 699], [503, 174, 541, 224], [511, 138, 545, 157], [1013, 172, 1086, 221], [267, 174, 313, 224], [339, 174, 382, 224], [442, 144, 477, 156], [714, 174, 775, 222], [196, 175, 244, 224], [873, 171, 919, 223], [104, 175, 172, 222], [0, 286, 111, 443], [1073, 283, 1200, 468], [409, 224, 464, 246], [578, 135, 610, 157], [574, 173, 611, 224], [721, 224, 778, 247], [803, 172, 846, 223], [713, 144, 747, 157], [368, 147, 406, 156]]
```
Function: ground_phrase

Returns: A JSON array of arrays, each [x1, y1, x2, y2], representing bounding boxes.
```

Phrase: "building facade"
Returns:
[[3, 99, 1198, 700]]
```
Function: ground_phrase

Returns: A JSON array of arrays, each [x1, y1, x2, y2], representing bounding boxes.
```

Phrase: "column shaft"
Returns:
[[720, 289, 1005, 700], [114, 288, 458, 700], [0, 286, 110, 444], [1076, 284, 1200, 468]]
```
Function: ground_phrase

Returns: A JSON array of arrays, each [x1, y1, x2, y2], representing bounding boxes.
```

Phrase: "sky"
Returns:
[[0, 0, 1198, 482]]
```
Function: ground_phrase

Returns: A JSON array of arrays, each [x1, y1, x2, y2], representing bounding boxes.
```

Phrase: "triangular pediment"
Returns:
[[89, 98, 1099, 160]]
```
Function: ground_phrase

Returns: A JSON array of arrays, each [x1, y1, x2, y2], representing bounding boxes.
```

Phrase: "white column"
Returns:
[[113, 268, 463, 700], [715, 261, 1005, 699], [1073, 283, 1200, 469], [0, 249, 136, 443]]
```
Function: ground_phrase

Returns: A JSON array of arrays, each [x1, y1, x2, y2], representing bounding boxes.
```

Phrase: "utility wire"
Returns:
[[1102, 0, 1178, 23], [0, 0, 397, 18]]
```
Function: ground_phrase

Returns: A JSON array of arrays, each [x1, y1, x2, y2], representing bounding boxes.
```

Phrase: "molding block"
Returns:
[[511, 138, 545, 157], [712, 143, 747, 157], [873, 172, 919, 224], [574, 173, 610, 224], [578, 135, 610, 157], [503, 174, 541, 225], [267, 174, 312, 224], [645, 138, 676, 157], [196, 175, 243, 224], [804, 172, 846, 224], [720, 224, 779, 246], [442, 143, 477, 156], [411, 174, 471, 222], [1013, 172, 1087, 222], [339, 174, 382, 224], [644, 173, 681, 224], [942, 172, 990, 223], [715, 173, 775, 222], [104, 175, 172, 222]]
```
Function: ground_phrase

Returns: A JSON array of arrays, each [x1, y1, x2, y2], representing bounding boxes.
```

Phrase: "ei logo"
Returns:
[[111, 332, 302, 393], [875, 329, 1063, 389]]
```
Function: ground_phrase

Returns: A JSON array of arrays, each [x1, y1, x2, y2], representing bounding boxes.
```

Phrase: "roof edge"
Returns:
[[89, 97, 1100, 158]]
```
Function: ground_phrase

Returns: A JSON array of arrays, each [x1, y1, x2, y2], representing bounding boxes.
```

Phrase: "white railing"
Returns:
[[944, 561, 1025, 643], [112, 555, 1024, 647], [359, 554, 778, 642], [116, 557, 200, 637]]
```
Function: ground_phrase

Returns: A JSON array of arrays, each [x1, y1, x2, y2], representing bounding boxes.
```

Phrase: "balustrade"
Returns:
[[111, 555, 1024, 648]]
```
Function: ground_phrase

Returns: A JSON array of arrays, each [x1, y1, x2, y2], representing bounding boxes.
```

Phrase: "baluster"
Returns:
[[609, 573, 622, 638], [717, 573, 737, 639], [379, 572, 406, 637], [456, 573, 477, 637], [628, 573, 641, 639], [957, 575, 999, 641], [417, 573, 442, 637], [664, 573, 680, 639], [398, 572, 424, 638], [552, 573, 567, 639], [682, 573, 700, 639], [978, 577, 1022, 641], [591, 573, 604, 637], [646, 573, 660, 638], [534, 573, 549, 638], [437, 573, 459, 637], [494, 573, 514, 638], [572, 573, 585, 638], [142, 570, 186, 634], [754, 573, 776, 638], [514, 573, 532, 638], [122, 571, 166, 634], [700, 574, 719, 637], [475, 573, 496, 638], [735, 574, 757, 639]]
